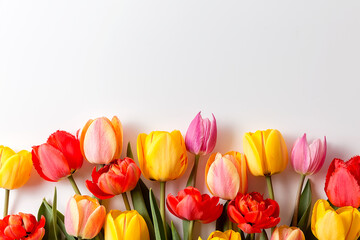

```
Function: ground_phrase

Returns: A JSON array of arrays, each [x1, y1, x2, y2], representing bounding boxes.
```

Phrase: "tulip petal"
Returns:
[[137, 133, 149, 179], [85, 180, 114, 199], [185, 112, 203, 155], [291, 134, 311, 174], [206, 154, 240, 200], [80, 119, 94, 161], [265, 130, 288, 175], [65, 197, 81, 236], [104, 211, 119, 240], [337, 207, 360, 240], [81, 205, 106, 239], [307, 137, 327, 174], [111, 116, 123, 159], [243, 132, 265, 176]]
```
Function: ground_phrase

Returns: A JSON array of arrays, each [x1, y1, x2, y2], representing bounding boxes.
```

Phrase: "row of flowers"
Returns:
[[0, 113, 359, 240]]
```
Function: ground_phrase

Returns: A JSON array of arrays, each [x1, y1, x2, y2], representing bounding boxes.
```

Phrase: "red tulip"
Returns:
[[227, 192, 280, 234], [0, 213, 45, 240], [86, 157, 141, 199], [166, 187, 223, 223], [325, 156, 360, 208], [32, 131, 83, 182]]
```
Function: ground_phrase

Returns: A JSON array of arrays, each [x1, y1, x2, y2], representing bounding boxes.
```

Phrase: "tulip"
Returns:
[[291, 134, 327, 175], [271, 225, 305, 240], [86, 157, 141, 199], [199, 230, 241, 240], [137, 130, 188, 182], [167, 186, 223, 223], [0, 213, 45, 240], [243, 129, 288, 177], [325, 156, 360, 208], [185, 112, 217, 156], [0, 146, 32, 190], [290, 134, 326, 226], [80, 116, 123, 164], [243, 129, 288, 200], [65, 195, 106, 239], [205, 151, 247, 200], [311, 199, 360, 240], [32, 130, 83, 182], [104, 210, 150, 240], [227, 192, 280, 234]]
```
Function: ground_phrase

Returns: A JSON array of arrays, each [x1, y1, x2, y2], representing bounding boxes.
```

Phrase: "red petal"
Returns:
[[31, 147, 55, 182], [4, 225, 26, 239], [166, 195, 181, 219], [19, 213, 36, 232], [85, 180, 114, 199]]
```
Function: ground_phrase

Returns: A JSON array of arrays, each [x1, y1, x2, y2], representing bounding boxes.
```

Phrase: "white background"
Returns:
[[1, 0, 360, 239]]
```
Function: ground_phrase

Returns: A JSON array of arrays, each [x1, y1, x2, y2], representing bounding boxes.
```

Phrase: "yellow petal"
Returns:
[[0, 146, 16, 167], [224, 230, 242, 240], [243, 132, 264, 176], [337, 207, 360, 240], [137, 133, 150, 180], [265, 129, 288, 175], [105, 211, 119, 240], [125, 213, 149, 240]]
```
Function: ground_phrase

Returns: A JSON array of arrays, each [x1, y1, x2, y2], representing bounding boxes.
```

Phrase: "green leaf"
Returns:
[[259, 230, 269, 240], [42, 199, 76, 240], [171, 221, 181, 240], [131, 180, 155, 240], [127, 142, 134, 159], [50, 187, 59, 240], [216, 201, 229, 231], [149, 188, 166, 240], [297, 179, 312, 232], [37, 201, 52, 240], [182, 220, 189, 240]]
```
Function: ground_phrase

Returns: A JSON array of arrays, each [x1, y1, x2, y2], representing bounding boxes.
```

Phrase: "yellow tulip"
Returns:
[[0, 146, 32, 189], [104, 210, 150, 240], [243, 129, 288, 176], [311, 199, 360, 240], [137, 130, 188, 182], [198, 230, 242, 240]]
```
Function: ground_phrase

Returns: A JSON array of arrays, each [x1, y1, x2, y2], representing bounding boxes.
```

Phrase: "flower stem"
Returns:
[[188, 220, 194, 240], [68, 175, 81, 195], [186, 154, 200, 187], [160, 181, 167, 240], [292, 174, 306, 226], [3, 189, 10, 217], [122, 192, 131, 211], [250, 233, 255, 240], [265, 175, 275, 200]]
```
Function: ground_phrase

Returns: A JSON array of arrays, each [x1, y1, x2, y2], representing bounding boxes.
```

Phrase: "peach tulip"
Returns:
[[205, 152, 247, 200], [65, 195, 106, 239], [80, 116, 123, 164], [271, 225, 305, 240]]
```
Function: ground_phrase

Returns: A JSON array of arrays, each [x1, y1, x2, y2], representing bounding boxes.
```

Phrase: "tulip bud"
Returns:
[[86, 157, 141, 199], [65, 195, 106, 239], [0, 146, 32, 190], [137, 130, 188, 182], [80, 116, 123, 164], [32, 130, 83, 182], [185, 112, 217, 155], [311, 199, 360, 240], [325, 156, 360, 208], [104, 210, 150, 240], [166, 187, 223, 223], [271, 225, 305, 240], [291, 134, 326, 175], [243, 129, 288, 176], [205, 152, 247, 200]]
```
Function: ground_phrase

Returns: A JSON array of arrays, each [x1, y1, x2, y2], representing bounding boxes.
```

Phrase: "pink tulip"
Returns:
[[205, 152, 247, 200], [80, 116, 123, 164], [185, 112, 217, 155], [291, 134, 326, 175], [271, 225, 305, 240], [65, 195, 106, 239]]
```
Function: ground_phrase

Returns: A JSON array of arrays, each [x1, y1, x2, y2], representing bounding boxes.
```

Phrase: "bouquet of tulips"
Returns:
[[0, 112, 359, 240]]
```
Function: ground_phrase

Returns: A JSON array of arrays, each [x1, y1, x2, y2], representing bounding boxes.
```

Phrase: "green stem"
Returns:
[[160, 181, 167, 240], [265, 175, 274, 200], [186, 154, 200, 187], [250, 233, 255, 240], [292, 174, 306, 226], [122, 192, 131, 211], [188, 220, 194, 240], [68, 175, 81, 195], [3, 189, 9, 217]]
